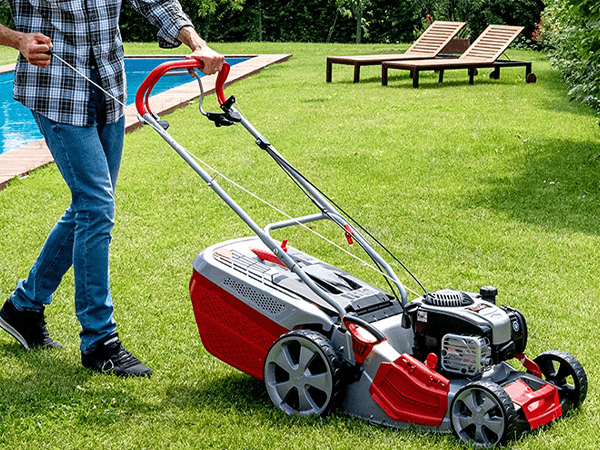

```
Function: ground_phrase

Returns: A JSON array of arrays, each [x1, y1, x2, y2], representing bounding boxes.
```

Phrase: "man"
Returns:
[[0, 0, 223, 377]]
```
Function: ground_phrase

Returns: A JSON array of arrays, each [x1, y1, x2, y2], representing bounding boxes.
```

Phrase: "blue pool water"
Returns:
[[0, 56, 247, 155]]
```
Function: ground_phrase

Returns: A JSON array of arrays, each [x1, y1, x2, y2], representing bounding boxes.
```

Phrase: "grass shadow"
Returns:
[[0, 343, 93, 411], [466, 137, 600, 236], [165, 371, 268, 412]]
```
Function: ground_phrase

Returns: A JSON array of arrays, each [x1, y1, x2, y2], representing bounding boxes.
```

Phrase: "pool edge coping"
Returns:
[[0, 53, 291, 191]]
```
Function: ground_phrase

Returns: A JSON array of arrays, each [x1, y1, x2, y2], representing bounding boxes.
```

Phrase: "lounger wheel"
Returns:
[[450, 380, 517, 447], [530, 350, 587, 415], [526, 73, 537, 83], [263, 330, 344, 416], [490, 69, 499, 80]]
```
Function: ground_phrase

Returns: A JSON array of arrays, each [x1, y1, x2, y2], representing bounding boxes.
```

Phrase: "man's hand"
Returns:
[[18, 33, 52, 68], [177, 26, 224, 75], [187, 45, 224, 75], [0, 25, 52, 68]]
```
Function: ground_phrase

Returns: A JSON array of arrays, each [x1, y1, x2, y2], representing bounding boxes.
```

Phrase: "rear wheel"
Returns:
[[532, 350, 587, 414], [450, 380, 517, 447], [263, 330, 343, 416]]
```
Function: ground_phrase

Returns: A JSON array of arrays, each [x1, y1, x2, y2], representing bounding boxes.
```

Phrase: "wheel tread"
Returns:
[[451, 380, 518, 446], [533, 350, 587, 412], [264, 329, 345, 416]]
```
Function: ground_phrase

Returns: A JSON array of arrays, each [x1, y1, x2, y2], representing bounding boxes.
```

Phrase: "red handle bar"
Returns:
[[135, 59, 230, 116]]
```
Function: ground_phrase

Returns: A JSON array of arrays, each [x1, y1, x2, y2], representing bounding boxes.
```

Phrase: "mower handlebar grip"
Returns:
[[135, 59, 230, 116]]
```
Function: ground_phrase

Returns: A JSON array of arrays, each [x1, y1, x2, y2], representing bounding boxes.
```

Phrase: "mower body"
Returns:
[[189, 236, 584, 446]]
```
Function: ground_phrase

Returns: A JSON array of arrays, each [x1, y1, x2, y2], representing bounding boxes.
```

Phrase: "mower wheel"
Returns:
[[490, 69, 499, 80], [450, 380, 518, 448], [263, 330, 344, 416], [532, 350, 587, 414]]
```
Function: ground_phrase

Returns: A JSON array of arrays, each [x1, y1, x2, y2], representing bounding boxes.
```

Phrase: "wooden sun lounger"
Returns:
[[326, 21, 466, 83], [381, 24, 536, 88]]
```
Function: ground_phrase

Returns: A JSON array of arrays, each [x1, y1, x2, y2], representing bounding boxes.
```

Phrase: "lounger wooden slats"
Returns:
[[460, 25, 524, 61], [404, 21, 467, 55], [326, 21, 466, 83], [381, 25, 535, 88]]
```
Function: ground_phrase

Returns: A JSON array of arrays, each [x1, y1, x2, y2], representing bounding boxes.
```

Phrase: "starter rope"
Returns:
[[52, 53, 138, 116], [53, 52, 419, 298]]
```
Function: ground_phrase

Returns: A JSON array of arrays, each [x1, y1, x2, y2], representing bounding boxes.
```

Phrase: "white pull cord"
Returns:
[[51, 52, 141, 119]]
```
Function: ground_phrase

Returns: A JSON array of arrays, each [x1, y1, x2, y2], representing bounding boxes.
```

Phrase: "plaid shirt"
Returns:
[[3, 0, 192, 126]]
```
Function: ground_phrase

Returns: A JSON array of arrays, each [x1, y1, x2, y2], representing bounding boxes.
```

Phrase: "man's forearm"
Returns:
[[177, 25, 223, 75], [0, 23, 24, 50], [177, 26, 206, 52]]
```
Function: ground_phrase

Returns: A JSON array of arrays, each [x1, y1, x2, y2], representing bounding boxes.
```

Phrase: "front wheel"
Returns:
[[450, 380, 518, 448], [532, 350, 587, 414], [263, 330, 344, 416]]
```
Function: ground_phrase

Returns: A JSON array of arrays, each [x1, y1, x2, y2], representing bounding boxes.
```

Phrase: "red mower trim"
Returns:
[[503, 379, 562, 430], [515, 353, 543, 378], [250, 247, 287, 268], [369, 354, 449, 426], [135, 60, 230, 116], [344, 321, 384, 364], [343, 224, 354, 245]]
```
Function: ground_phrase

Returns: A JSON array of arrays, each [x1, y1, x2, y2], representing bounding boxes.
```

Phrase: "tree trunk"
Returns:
[[327, 10, 338, 43], [353, 6, 362, 44], [258, 0, 262, 42]]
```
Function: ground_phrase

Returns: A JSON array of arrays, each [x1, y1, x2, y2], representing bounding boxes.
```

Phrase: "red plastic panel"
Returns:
[[189, 270, 288, 379], [369, 354, 450, 426], [503, 379, 562, 430]]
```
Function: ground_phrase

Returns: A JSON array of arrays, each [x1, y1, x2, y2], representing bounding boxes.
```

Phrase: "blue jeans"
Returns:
[[11, 89, 125, 353]]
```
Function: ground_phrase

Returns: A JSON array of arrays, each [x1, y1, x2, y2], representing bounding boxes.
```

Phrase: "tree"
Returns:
[[336, 0, 371, 43], [119, 0, 245, 42]]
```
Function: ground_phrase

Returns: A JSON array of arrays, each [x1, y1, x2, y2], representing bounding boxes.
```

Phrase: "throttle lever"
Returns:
[[205, 95, 242, 127], [206, 113, 234, 127]]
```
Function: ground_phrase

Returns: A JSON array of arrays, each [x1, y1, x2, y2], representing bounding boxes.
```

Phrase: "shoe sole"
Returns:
[[0, 315, 30, 349]]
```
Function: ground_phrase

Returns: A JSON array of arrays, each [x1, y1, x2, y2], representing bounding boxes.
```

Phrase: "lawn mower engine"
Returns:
[[409, 288, 527, 377]]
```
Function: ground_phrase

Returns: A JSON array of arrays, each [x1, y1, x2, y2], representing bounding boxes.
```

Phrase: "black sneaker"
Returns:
[[81, 332, 152, 378], [0, 297, 63, 349]]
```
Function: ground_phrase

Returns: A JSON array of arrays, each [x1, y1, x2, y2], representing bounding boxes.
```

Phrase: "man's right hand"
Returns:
[[18, 33, 53, 68]]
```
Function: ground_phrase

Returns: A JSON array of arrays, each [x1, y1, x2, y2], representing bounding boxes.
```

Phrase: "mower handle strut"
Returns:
[[135, 59, 409, 346], [135, 59, 230, 116]]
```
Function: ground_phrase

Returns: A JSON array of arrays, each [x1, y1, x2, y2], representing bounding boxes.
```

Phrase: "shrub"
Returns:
[[468, 0, 545, 40], [539, 0, 600, 118], [418, 0, 545, 45]]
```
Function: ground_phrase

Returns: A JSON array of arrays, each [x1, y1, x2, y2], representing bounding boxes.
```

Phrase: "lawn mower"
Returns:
[[135, 60, 587, 447]]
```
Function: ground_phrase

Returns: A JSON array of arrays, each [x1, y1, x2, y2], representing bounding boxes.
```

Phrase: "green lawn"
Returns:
[[1, 41, 599, 449]]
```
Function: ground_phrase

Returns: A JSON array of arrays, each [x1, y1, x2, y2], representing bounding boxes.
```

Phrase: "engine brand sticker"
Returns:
[[417, 310, 428, 322], [468, 304, 489, 313]]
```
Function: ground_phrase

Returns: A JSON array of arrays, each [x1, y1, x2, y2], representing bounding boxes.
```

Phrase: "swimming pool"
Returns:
[[0, 56, 248, 155]]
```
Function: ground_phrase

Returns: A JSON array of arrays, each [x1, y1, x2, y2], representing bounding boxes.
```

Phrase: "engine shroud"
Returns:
[[410, 289, 527, 376]]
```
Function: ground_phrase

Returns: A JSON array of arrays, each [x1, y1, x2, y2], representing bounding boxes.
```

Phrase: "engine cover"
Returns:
[[410, 289, 526, 375]]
